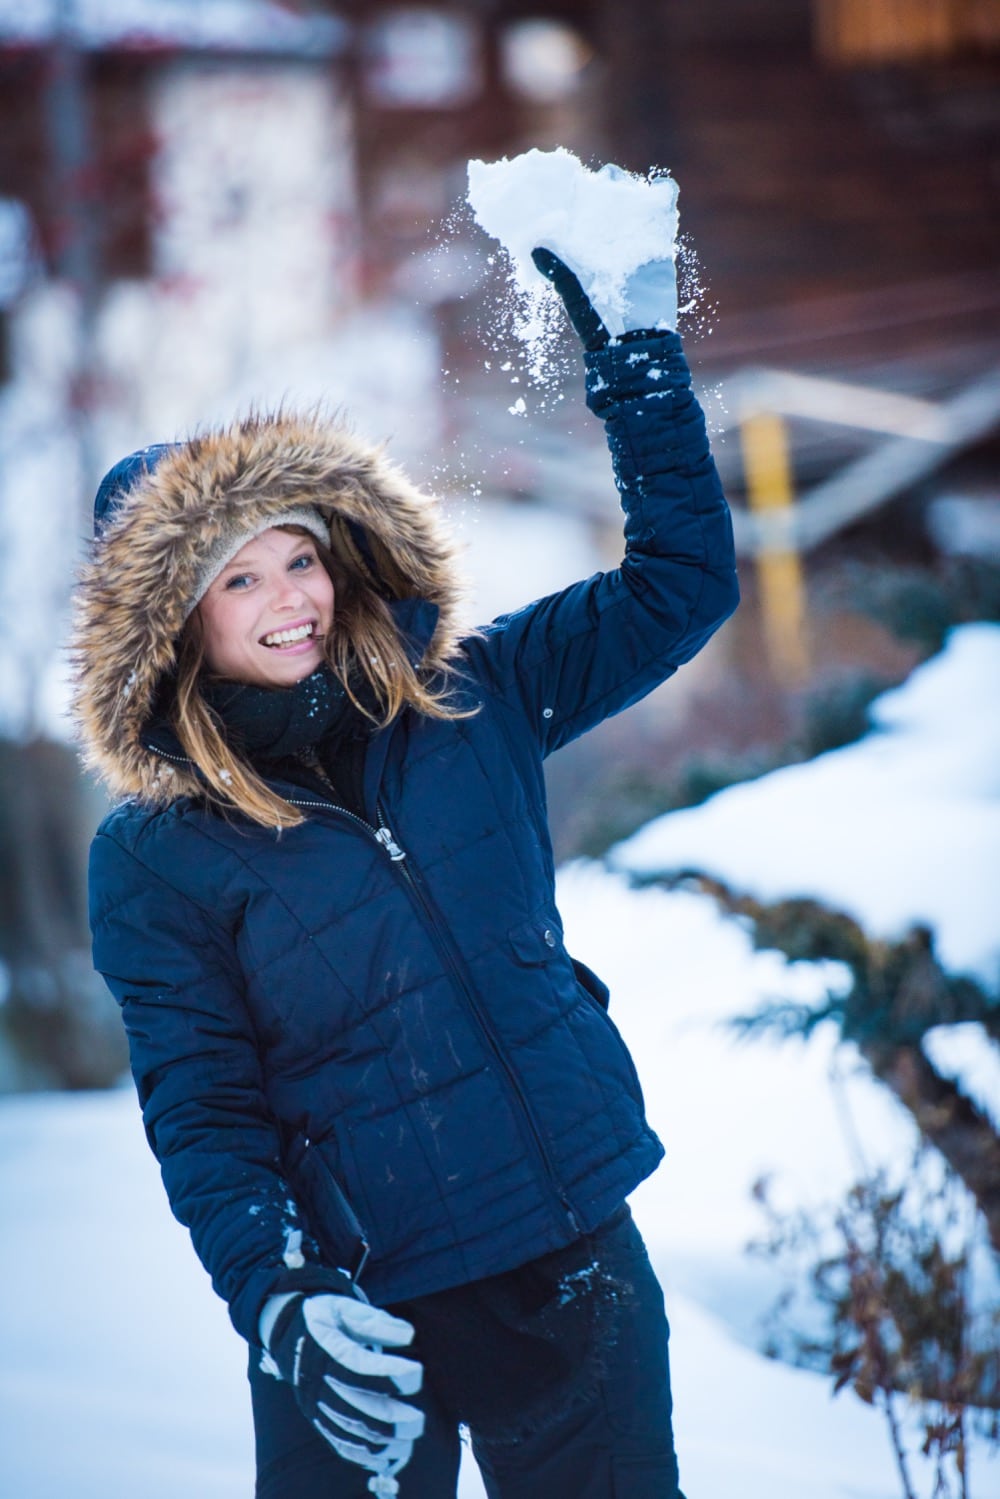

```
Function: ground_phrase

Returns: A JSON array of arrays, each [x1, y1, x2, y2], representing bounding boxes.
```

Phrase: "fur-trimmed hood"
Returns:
[[71, 411, 465, 805]]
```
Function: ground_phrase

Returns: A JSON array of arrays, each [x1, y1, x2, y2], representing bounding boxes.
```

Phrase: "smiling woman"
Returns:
[[70, 241, 739, 1499], [196, 528, 335, 689]]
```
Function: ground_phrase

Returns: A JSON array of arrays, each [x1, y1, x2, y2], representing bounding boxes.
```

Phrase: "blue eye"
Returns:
[[225, 573, 253, 591], [290, 554, 315, 572]]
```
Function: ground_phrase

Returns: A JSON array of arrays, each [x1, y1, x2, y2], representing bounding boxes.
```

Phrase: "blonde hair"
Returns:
[[169, 528, 470, 829]]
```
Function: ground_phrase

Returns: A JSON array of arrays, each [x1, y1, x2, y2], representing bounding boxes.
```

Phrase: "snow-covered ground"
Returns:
[[614, 621, 1000, 988], [1, 626, 997, 1496], [0, 1086, 959, 1499]]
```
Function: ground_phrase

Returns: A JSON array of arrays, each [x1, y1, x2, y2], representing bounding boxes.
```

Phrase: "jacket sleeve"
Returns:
[[89, 827, 350, 1343], [464, 331, 739, 755]]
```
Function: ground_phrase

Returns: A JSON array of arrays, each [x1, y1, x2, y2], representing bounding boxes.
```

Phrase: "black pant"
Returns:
[[249, 1208, 685, 1498]]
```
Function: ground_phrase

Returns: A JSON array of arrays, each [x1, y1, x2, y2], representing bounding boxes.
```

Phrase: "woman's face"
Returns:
[[196, 527, 335, 687]]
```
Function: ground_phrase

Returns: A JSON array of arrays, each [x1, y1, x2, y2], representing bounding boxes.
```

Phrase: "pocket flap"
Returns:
[[507, 910, 563, 965]]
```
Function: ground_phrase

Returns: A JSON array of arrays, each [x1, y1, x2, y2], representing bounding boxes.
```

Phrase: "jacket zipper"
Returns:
[[285, 792, 582, 1237]]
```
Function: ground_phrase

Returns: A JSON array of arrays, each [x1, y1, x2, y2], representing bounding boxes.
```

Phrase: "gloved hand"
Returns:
[[262, 1289, 425, 1495], [531, 247, 678, 350]]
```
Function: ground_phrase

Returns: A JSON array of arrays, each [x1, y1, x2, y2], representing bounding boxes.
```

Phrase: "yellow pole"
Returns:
[[740, 411, 810, 685]]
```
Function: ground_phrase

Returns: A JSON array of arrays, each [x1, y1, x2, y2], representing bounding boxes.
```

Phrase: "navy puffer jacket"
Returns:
[[80, 333, 738, 1344]]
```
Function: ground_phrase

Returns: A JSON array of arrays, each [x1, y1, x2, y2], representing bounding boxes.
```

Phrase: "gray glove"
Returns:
[[621, 256, 678, 335]]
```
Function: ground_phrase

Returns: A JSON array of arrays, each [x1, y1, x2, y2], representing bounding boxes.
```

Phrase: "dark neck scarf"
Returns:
[[203, 665, 371, 763]]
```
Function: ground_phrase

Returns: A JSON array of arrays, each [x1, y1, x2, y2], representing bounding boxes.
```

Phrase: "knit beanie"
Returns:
[[92, 443, 330, 620], [182, 507, 330, 619]]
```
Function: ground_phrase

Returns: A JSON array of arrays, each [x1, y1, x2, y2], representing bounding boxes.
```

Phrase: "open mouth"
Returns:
[[261, 622, 317, 650]]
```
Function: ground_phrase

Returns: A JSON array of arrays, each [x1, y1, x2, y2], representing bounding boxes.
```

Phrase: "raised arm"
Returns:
[[465, 251, 739, 756]]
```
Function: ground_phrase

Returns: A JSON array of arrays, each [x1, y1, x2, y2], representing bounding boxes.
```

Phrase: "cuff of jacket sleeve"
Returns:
[[584, 330, 691, 417], [259, 1292, 301, 1353]]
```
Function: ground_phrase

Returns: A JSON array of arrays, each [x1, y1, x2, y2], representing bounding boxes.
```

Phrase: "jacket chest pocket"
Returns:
[[507, 910, 563, 966], [506, 913, 612, 1012]]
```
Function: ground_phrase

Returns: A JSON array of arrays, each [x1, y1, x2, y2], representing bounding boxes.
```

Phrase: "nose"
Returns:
[[269, 574, 308, 610]]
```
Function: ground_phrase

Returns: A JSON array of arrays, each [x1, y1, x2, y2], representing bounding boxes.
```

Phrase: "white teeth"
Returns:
[[263, 623, 314, 647]]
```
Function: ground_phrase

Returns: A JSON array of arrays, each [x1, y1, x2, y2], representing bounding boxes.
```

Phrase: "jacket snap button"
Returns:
[[543, 928, 556, 947], [542, 707, 554, 719]]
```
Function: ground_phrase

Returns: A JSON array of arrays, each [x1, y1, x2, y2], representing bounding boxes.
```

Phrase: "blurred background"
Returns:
[[4, 0, 997, 1094]]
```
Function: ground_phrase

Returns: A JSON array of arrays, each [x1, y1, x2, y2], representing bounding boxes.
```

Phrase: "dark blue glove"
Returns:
[[531, 247, 609, 351]]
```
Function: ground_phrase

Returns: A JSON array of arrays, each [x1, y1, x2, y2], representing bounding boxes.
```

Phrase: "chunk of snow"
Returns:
[[466, 148, 678, 333], [282, 1227, 304, 1269]]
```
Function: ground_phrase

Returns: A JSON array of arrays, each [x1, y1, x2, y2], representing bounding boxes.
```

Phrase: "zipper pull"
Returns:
[[375, 826, 407, 862]]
